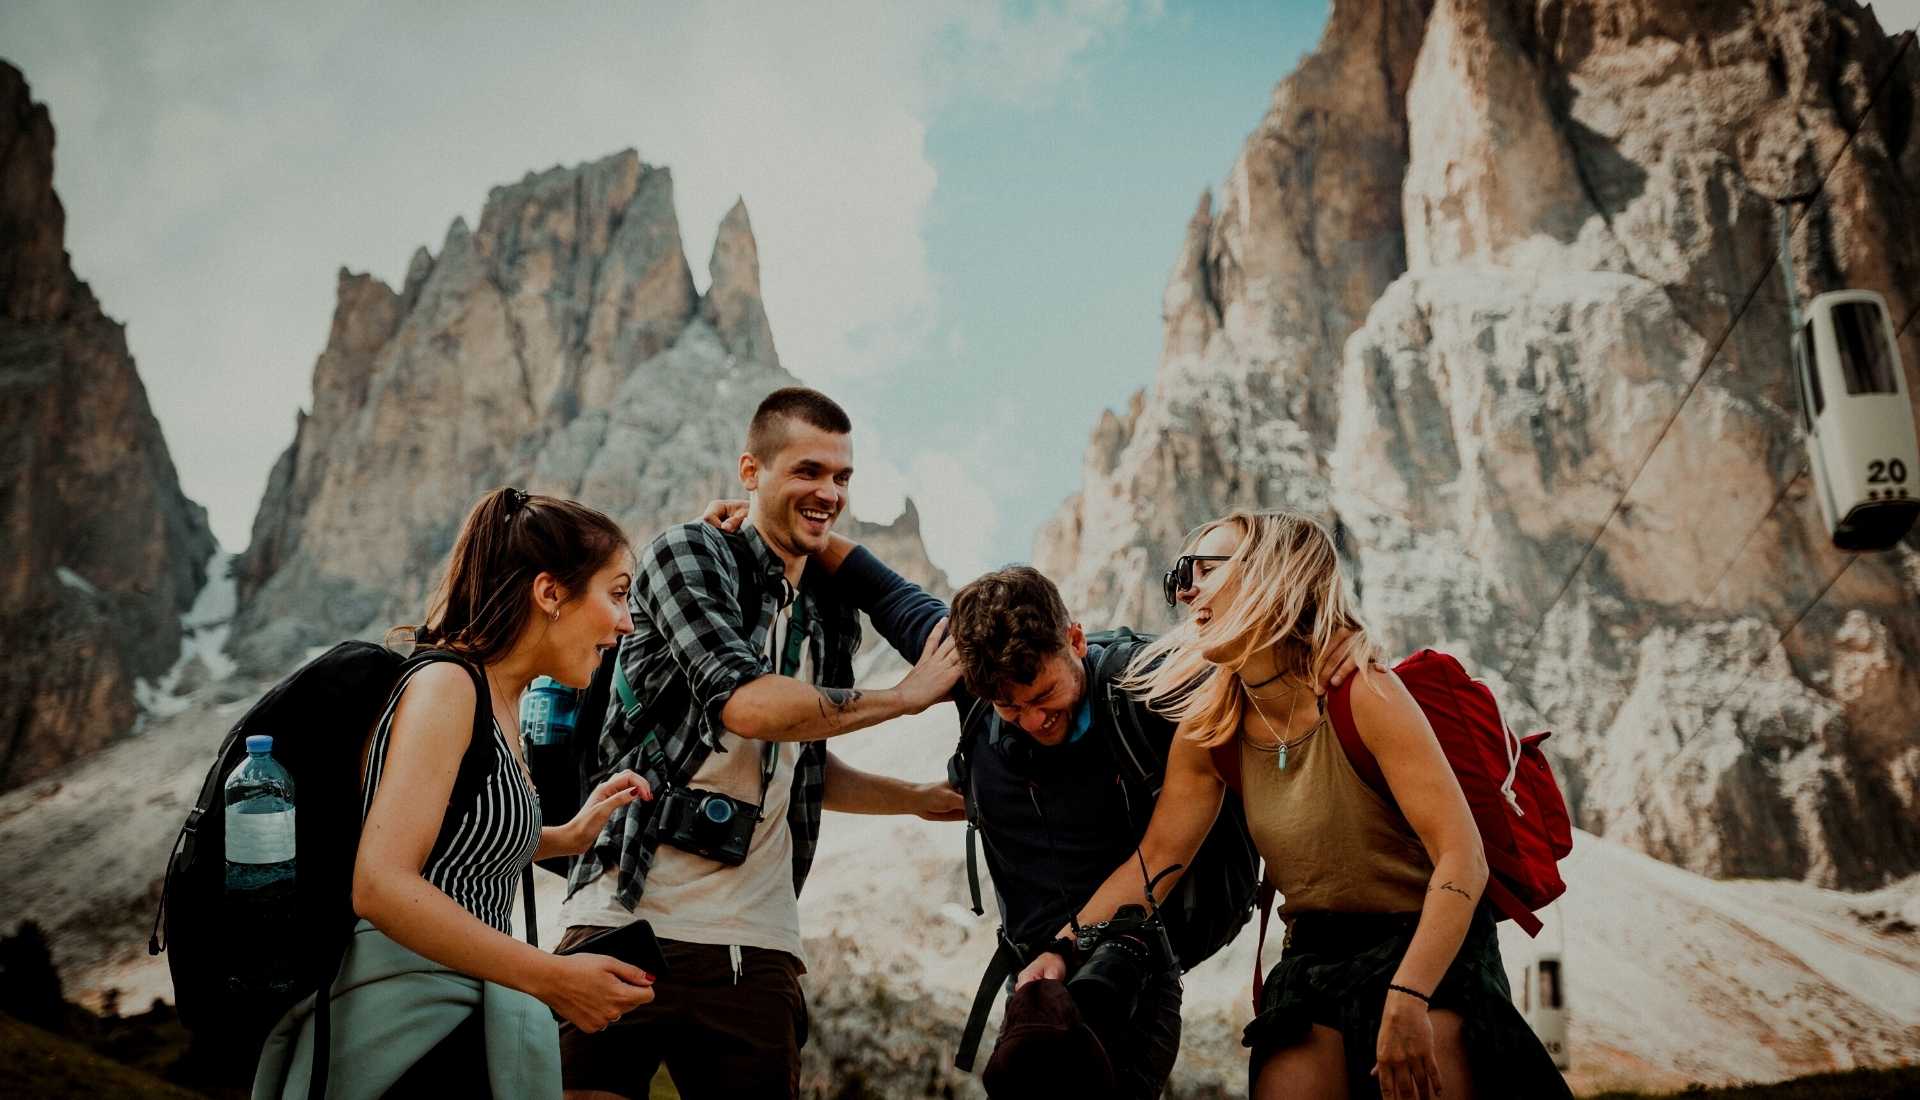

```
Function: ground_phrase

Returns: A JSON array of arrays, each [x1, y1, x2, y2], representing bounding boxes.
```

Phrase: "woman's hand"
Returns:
[[560, 770, 652, 855], [1373, 988, 1443, 1099], [701, 499, 749, 531], [534, 951, 655, 1033]]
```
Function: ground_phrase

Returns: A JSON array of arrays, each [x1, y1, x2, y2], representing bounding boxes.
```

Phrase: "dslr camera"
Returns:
[[655, 785, 759, 865], [1066, 903, 1178, 1032]]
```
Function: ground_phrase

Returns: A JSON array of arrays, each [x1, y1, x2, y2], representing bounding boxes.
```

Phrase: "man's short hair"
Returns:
[[949, 566, 1073, 702], [747, 386, 852, 462]]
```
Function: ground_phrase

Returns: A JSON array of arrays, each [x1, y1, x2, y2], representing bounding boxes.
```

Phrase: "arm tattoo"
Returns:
[[1430, 880, 1475, 902], [816, 687, 864, 723]]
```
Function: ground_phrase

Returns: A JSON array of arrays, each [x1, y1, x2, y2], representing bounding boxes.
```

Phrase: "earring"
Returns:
[[549, 609, 559, 622]]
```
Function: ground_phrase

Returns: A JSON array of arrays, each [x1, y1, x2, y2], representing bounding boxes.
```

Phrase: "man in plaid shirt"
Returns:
[[557, 387, 964, 1100]]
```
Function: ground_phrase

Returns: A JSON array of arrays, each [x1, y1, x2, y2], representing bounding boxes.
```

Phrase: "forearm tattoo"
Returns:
[[1430, 880, 1476, 902], [816, 686, 864, 723]]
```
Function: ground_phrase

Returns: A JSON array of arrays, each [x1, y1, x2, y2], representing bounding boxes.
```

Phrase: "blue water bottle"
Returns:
[[522, 677, 579, 747], [224, 735, 298, 998]]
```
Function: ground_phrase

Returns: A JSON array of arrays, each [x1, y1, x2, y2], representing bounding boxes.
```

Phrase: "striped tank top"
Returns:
[[361, 663, 541, 933]]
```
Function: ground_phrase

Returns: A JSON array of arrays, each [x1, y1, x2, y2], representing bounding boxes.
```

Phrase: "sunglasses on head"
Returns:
[[1162, 554, 1231, 606]]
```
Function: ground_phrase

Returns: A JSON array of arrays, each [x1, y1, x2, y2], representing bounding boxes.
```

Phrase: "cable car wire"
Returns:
[[1678, 286, 1920, 735], [1494, 27, 1918, 700], [1680, 264, 1917, 609], [1697, 462, 1809, 607], [1685, 553, 1858, 744]]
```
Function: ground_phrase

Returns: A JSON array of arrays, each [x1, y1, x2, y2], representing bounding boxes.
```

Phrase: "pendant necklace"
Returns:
[[1248, 683, 1312, 771]]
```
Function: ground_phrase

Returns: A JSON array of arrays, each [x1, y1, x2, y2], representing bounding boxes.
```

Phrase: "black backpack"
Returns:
[[148, 642, 532, 1093], [526, 529, 767, 876]]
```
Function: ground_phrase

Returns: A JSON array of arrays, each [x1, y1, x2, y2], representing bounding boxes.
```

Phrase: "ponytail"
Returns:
[[393, 487, 629, 665]]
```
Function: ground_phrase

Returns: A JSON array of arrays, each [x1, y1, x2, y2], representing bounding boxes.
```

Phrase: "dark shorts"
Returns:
[[556, 927, 808, 1100], [1244, 905, 1571, 1099]]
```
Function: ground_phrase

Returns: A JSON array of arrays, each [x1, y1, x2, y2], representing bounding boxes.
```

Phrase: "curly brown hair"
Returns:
[[948, 565, 1074, 703]]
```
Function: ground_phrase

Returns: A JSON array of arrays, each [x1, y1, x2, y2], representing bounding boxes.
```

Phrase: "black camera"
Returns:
[[655, 785, 759, 865], [1066, 905, 1178, 1031]]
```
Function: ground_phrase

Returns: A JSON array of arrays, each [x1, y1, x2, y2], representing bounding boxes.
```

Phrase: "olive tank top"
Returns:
[[1239, 716, 1433, 920]]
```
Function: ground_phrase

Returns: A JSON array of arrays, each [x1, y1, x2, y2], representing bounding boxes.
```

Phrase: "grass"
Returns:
[[3, 1005, 1908, 1099], [1587, 1065, 1920, 1099], [0, 1013, 207, 1100]]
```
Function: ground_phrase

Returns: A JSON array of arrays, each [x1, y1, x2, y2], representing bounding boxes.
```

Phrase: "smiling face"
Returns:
[[537, 556, 635, 688], [1183, 522, 1244, 628], [741, 420, 852, 560], [990, 624, 1089, 747]]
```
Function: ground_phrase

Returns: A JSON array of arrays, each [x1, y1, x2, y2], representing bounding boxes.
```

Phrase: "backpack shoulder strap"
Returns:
[[1210, 740, 1243, 794], [953, 696, 994, 916], [1326, 677, 1389, 800], [401, 649, 491, 749], [397, 650, 501, 836], [1087, 632, 1167, 787], [392, 649, 540, 949]]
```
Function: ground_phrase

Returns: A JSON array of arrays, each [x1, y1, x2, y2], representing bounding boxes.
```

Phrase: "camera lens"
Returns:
[[700, 796, 734, 824]]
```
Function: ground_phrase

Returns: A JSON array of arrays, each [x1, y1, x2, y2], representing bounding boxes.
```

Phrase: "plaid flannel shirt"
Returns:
[[565, 521, 861, 910]]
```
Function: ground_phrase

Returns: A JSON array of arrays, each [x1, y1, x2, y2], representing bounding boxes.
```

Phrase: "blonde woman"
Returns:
[[1064, 510, 1569, 1100]]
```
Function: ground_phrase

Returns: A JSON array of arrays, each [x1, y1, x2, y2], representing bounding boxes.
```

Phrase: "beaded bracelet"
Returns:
[[1386, 982, 1432, 1005]]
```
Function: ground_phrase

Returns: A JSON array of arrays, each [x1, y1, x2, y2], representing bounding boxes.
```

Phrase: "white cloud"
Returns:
[[848, 438, 1002, 583], [0, 0, 1147, 557]]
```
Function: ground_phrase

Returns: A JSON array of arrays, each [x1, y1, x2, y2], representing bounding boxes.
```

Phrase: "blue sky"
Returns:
[[860, 0, 1328, 574], [0, 0, 1332, 579]]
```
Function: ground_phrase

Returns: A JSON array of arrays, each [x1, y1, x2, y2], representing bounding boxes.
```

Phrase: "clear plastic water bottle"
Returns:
[[521, 677, 579, 747], [224, 734, 297, 998]]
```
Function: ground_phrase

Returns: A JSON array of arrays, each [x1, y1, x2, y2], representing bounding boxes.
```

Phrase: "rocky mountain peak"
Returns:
[[1039, 0, 1920, 888], [700, 197, 780, 367], [0, 62, 215, 791], [1161, 189, 1217, 362], [231, 152, 934, 673], [0, 63, 71, 325]]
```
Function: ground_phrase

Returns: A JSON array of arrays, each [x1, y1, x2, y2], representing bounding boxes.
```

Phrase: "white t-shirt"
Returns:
[[560, 601, 811, 967]]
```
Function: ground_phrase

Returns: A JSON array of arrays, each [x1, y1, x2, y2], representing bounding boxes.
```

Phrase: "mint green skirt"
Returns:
[[253, 920, 560, 1100]]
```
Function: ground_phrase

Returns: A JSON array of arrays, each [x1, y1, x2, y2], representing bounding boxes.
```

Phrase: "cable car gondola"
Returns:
[[1791, 289, 1919, 551], [1519, 951, 1570, 1071]]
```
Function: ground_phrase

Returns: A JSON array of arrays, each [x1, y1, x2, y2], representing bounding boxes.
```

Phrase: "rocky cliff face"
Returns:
[[1037, 0, 1920, 888], [0, 63, 216, 792], [1035, 0, 1432, 629], [233, 151, 941, 673]]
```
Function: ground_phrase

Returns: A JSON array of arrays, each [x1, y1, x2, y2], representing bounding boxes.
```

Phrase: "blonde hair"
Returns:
[[1123, 509, 1376, 748]]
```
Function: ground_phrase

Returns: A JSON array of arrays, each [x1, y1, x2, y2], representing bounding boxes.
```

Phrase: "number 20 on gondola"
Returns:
[[1792, 289, 1920, 551]]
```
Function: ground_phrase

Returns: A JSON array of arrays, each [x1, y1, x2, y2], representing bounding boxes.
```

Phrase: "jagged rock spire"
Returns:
[[700, 198, 780, 367], [1162, 189, 1219, 361]]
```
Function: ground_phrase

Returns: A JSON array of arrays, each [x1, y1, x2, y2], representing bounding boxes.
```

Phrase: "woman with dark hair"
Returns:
[[255, 487, 656, 1099], [1068, 510, 1570, 1100]]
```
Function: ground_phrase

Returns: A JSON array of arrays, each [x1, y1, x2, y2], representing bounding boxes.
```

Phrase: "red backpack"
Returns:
[[1219, 649, 1572, 1004]]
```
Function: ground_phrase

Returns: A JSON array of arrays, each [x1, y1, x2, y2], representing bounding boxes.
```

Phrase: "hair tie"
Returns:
[[503, 487, 530, 521]]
